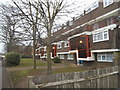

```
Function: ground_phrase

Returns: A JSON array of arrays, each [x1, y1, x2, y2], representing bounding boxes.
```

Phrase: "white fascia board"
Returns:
[[68, 31, 91, 40], [96, 8, 119, 20], [53, 40, 66, 45], [69, 50, 78, 53], [92, 24, 117, 34], [77, 58, 95, 61], [91, 49, 120, 53], [39, 46, 45, 49], [87, 8, 120, 25], [68, 24, 116, 40], [52, 42, 57, 44], [57, 52, 70, 55], [61, 8, 120, 37], [41, 56, 46, 58]]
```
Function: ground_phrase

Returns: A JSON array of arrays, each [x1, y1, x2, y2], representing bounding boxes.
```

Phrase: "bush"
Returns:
[[53, 57, 61, 63], [5, 52, 21, 66]]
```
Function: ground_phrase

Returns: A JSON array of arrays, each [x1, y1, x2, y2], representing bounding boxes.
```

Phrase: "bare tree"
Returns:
[[12, 0, 44, 69], [12, 0, 75, 74], [34, 0, 68, 75], [0, 4, 25, 52]]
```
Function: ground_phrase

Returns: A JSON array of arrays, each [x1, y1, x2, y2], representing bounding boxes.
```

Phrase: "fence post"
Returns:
[[114, 52, 120, 88], [28, 76, 34, 88], [117, 7, 120, 88]]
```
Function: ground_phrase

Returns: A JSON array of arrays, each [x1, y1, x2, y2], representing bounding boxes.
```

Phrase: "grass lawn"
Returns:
[[18, 58, 47, 67], [53, 67, 90, 74], [10, 68, 45, 84], [8, 58, 94, 88], [11, 58, 63, 68]]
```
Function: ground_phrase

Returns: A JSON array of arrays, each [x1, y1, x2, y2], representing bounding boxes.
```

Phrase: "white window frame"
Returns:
[[59, 54, 64, 59], [57, 43, 62, 49], [44, 46, 47, 51], [64, 41, 69, 48], [97, 53, 113, 62], [107, 17, 114, 25], [85, 0, 99, 14], [93, 30, 109, 43], [92, 0, 99, 10], [93, 23, 99, 30], [103, 0, 113, 7], [67, 54, 73, 60]]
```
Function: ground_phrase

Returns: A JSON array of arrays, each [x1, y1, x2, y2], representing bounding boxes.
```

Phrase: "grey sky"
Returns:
[[0, 0, 97, 53]]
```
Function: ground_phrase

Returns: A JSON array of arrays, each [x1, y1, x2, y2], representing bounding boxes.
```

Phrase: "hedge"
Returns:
[[5, 52, 20, 66]]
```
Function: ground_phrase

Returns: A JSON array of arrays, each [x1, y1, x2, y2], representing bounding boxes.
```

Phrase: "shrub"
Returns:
[[5, 52, 21, 66], [53, 57, 61, 63]]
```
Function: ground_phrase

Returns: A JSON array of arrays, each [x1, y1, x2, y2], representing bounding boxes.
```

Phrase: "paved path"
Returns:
[[0, 60, 2, 90], [7, 65, 68, 72], [2, 59, 13, 88]]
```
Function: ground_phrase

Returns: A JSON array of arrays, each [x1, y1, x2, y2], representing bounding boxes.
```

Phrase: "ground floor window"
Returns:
[[59, 54, 64, 59], [97, 52, 113, 62], [67, 54, 73, 60]]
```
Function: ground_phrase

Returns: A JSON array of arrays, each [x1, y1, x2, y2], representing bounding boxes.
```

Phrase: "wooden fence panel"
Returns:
[[29, 66, 119, 88]]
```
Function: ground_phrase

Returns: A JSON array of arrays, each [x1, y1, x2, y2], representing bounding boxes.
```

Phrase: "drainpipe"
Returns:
[[115, 13, 120, 88]]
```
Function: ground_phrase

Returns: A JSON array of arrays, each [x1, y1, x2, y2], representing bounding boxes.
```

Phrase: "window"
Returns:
[[93, 30, 109, 43], [103, 31, 108, 40], [97, 53, 113, 62], [85, 0, 99, 14], [59, 54, 64, 59], [103, 0, 113, 7], [107, 17, 114, 25], [67, 54, 73, 60], [57, 43, 62, 49], [44, 46, 47, 51], [92, 0, 99, 10], [93, 23, 99, 30], [64, 41, 69, 47]]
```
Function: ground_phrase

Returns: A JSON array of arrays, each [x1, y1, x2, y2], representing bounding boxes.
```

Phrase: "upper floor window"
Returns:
[[44, 46, 47, 51], [85, 0, 99, 14], [103, 0, 113, 7], [92, 0, 99, 10], [93, 30, 109, 43], [57, 43, 62, 49], [64, 41, 69, 48], [93, 23, 99, 30], [107, 17, 114, 25]]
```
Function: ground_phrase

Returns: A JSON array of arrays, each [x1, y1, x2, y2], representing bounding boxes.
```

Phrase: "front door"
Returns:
[[77, 35, 91, 58]]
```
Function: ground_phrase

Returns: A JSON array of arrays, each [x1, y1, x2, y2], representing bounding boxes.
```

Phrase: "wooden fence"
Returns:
[[28, 66, 119, 88]]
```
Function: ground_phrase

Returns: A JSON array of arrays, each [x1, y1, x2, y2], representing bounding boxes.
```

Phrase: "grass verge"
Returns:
[[53, 66, 92, 74], [10, 68, 45, 84]]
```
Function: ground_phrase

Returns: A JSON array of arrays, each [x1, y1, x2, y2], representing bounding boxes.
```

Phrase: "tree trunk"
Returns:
[[47, 29, 52, 75], [33, 25, 36, 69]]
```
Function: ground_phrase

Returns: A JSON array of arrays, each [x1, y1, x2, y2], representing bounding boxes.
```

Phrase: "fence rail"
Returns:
[[28, 66, 119, 88]]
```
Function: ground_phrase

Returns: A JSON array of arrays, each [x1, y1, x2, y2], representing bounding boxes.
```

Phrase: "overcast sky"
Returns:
[[0, 0, 97, 53]]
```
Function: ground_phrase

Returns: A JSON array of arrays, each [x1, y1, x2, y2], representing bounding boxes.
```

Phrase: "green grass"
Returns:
[[8, 58, 94, 87], [15, 58, 62, 67], [10, 68, 45, 84], [53, 67, 93, 74], [18, 58, 47, 67]]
